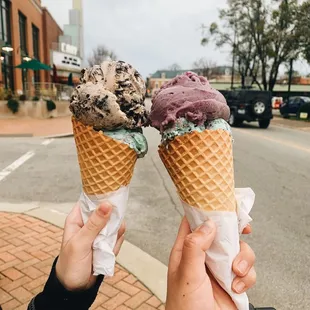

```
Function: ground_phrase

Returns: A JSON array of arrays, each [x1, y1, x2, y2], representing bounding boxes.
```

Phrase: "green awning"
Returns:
[[15, 59, 51, 71]]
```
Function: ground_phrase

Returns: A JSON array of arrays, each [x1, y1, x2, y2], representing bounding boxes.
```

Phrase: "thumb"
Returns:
[[179, 219, 216, 271], [78, 202, 112, 244]]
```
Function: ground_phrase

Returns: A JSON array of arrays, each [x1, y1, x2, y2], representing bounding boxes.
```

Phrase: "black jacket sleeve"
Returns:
[[27, 257, 104, 310]]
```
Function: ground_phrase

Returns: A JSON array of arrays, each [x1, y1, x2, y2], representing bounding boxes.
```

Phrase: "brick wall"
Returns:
[[10, 0, 46, 93], [42, 8, 63, 83]]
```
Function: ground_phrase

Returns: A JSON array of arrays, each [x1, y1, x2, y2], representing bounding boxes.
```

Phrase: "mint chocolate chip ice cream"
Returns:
[[101, 128, 148, 158], [161, 118, 232, 144]]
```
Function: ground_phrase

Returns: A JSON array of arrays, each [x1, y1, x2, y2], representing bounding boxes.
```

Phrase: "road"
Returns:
[[0, 108, 309, 309]]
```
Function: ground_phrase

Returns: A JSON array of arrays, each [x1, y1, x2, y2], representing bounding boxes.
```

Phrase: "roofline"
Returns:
[[42, 7, 63, 33]]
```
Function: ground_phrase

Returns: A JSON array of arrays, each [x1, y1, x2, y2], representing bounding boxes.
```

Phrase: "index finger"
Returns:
[[168, 217, 191, 273], [77, 202, 112, 245]]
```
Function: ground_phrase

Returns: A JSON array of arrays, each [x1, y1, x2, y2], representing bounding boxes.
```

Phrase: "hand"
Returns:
[[166, 217, 256, 310], [56, 202, 125, 291]]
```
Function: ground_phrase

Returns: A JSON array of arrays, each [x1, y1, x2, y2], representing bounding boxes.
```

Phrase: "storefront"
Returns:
[[0, 0, 63, 95], [51, 42, 82, 85], [0, 0, 14, 91]]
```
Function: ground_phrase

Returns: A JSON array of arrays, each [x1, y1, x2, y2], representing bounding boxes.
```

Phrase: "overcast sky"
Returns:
[[41, 0, 309, 78], [41, 0, 232, 77]]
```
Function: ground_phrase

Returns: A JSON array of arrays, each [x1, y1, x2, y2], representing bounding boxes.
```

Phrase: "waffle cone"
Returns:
[[159, 130, 236, 212], [72, 118, 137, 195]]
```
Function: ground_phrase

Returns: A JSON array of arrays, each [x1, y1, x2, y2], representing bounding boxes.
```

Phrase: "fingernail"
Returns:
[[237, 260, 248, 274], [97, 202, 113, 216], [198, 220, 213, 235], [234, 280, 245, 293]]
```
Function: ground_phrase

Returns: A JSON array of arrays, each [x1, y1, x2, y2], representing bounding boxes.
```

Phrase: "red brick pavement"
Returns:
[[0, 213, 165, 310]]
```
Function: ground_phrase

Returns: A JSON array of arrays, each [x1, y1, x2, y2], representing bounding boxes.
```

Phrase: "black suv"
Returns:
[[221, 90, 273, 129]]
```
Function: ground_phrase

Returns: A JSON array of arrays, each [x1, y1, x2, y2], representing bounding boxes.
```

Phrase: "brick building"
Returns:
[[0, 0, 63, 94], [42, 7, 63, 83]]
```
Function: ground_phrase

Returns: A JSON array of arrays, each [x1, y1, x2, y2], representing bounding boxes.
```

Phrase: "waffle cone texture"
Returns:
[[72, 118, 137, 195], [159, 130, 236, 212]]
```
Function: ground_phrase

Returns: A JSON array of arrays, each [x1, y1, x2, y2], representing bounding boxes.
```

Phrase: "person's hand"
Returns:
[[56, 202, 125, 291], [166, 217, 256, 310]]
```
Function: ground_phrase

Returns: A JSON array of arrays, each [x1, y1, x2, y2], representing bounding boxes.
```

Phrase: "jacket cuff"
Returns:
[[32, 257, 104, 310]]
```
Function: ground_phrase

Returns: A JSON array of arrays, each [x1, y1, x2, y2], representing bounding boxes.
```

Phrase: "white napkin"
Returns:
[[79, 186, 130, 276], [183, 188, 255, 310]]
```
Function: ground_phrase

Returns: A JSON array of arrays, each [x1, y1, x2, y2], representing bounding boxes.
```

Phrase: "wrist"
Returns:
[[55, 258, 77, 292], [33, 257, 104, 310]]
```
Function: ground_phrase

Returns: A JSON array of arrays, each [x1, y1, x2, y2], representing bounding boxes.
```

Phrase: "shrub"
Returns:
[[7, 99, 19, 114], [5, 89, 13, 100], [46, 100, 56, 112], [19, 94, 27, 101], [297, 103, 310, 120], [0, 88, 5, 100], [32, 96, 40, 101]]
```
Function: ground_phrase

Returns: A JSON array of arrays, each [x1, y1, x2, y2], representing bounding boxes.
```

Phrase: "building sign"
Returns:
[[52, 50, 82, 72], [60, 43, 78, 56]]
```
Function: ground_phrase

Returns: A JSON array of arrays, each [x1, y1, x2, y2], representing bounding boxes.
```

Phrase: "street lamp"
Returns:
[[23, 56, 32, 62], [1, 43, 32, 61], [2, 42, 13, 52]]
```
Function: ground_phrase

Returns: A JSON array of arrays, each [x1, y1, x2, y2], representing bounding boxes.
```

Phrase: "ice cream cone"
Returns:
[[72, 117, 137, 195], [159, 129, 236, 212]]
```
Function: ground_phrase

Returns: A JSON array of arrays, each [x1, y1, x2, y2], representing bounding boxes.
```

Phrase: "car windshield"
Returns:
[[302, 97, 310, 103]]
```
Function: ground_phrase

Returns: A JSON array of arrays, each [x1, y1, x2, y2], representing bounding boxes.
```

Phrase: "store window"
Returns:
[[0, 0, 14, 91], [32, 24, 40, 83], [19, 11, 27, 91]]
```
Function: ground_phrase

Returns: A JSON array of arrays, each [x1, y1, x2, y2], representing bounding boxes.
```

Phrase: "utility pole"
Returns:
[[287, 58, 293, 103], [231, 22, 236, 90]]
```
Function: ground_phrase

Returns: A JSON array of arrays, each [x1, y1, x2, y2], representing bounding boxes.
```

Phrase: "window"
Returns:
[[19, 12, 27, 90], [32, 24, 39, 59], [32, 24, 40, 83], [19, 12, 27, 54], [0, 0, 13, 90], [0, 0, 11, 43]]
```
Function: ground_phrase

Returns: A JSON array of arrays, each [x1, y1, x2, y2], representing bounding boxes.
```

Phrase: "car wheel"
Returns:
[[228, 112, 243, 127], [253, 101, 266, 115], [258, 119, 270, 129]]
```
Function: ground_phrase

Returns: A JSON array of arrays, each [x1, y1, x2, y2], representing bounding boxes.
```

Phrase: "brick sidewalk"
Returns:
[[0, 213, 165, 310], [0, 116, 73, 137]]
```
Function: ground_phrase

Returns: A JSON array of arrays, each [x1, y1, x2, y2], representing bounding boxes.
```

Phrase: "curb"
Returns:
[[0, 202, 167, 303], [0, 134, 33, 137], [0, 133, 73, 139], [43, 132, 73, 139]]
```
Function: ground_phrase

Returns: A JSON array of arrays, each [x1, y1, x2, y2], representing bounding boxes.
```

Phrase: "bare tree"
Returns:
[[167, 63, 182, 71], [87, 45, 117, 66], [202, 0, 303, 91], [192, 58, 217, 78]]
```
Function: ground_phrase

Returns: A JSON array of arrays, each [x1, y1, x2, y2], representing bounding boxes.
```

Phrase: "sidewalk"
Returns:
[[0, 212, 165, 310], [272, 111, 310, 131], [0, 116, 73, 137]]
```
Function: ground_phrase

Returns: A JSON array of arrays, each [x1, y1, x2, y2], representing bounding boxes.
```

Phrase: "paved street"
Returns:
[[0, 106, 309, 309]]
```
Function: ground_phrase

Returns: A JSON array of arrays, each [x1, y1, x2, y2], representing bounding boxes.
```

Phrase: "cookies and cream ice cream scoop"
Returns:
[[70, 60, 148, 130]]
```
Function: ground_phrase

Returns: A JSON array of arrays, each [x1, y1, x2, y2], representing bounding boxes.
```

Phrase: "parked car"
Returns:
[[280, 96, 310, 117], [221, 90, 273, 129], [272, 97, 283, 109]]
